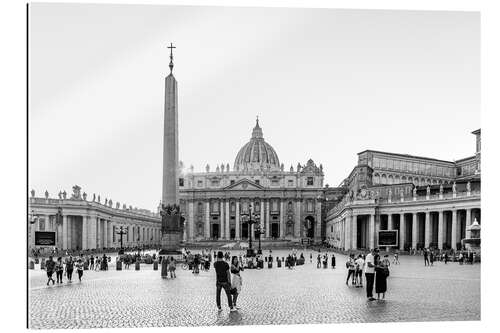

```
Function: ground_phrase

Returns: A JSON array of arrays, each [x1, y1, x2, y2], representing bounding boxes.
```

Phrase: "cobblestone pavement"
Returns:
[[29, 250, 480, 329]]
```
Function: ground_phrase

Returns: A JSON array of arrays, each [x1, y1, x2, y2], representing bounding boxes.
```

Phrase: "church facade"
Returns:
[[178, 120, 325, 242]]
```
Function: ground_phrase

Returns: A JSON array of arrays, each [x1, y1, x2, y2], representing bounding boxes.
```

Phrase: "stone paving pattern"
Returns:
[[29, 250, 480, 329]]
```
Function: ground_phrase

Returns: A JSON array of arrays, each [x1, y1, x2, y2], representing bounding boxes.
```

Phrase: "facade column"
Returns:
[[259, 200, 264, 232], [205, 201, 210, 239], [412, 213, 418, 249], [451, 210, 458, 250], [387, 214, 393, 230], [345, 215, 351, 250], [374, 215, 380, 249], [465, 208, 472, 239], [235, 201, 240, 240], [294, 200, 301, 238], [399, 213, 405, 250], [424, 212, 430, 248], [438, 211, 444, 250], [62, 215, 68, 250], [219, 201, 224, 240], [315, 201, 322, 240], [103, 219, 108, 249], [279, 199, 285, 238], [265, 200, 270, 238], [225, 200, 230, 240], [82, 215, 88, 250], [88, 216, 97, 249], [188, 201, 195, 241], [368, 214, 375, 250], [352, 214, 358, 250]]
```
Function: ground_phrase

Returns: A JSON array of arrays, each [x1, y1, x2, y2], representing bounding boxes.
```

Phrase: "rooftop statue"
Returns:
[[62, 190, 67, 199], [82, 192, 87, 201], [71, 185, 82, 200], [30, 189, 35, 198], [45, 190, 49, 199]]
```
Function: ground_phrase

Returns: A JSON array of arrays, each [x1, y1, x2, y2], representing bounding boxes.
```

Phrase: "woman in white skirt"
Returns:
[[230, 256, 243, 309]]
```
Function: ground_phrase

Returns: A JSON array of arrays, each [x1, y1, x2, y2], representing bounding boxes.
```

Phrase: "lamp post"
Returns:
[[241, 204, 260, 257], [116, 226, 128, 254]]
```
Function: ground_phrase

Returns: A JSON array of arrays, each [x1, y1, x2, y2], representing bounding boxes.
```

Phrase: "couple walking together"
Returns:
[[214, 251, 243, 312]]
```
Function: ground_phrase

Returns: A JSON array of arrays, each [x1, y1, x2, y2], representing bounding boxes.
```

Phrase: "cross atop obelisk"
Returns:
[[168, 42, 176, 74]]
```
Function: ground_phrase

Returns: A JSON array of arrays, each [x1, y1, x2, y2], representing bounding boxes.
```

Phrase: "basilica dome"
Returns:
[[234, 119, 281, 172]]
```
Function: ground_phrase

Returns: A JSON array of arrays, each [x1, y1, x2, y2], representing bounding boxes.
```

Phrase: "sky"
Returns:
[[28, 3, 480, 211]]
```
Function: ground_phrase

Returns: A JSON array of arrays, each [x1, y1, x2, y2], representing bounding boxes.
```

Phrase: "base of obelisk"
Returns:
[[158, 231, 183, 256]]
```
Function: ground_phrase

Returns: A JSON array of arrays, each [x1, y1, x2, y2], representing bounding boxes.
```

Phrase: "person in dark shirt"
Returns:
[[45, 256, 56, 286], [214, 251, 235, 312]]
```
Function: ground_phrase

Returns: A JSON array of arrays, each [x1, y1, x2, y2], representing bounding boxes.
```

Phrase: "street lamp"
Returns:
[[240, 204, 260, 257], [255, 224, 265, 255]]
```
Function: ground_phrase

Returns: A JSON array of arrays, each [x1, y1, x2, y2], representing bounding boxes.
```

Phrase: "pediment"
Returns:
[[223, 178, 265, 190]]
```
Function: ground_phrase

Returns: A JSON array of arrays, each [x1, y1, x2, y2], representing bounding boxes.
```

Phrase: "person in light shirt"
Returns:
[[364, 249, 377, 301], [355, 255, 365, 288]]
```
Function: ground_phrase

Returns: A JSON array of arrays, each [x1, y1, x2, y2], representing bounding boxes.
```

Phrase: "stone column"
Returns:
[[103, 219, 108, 249], [188, 201, 195, 241], [345, 215, 351, 250], [225, 200, 230, 240], [465, 208, 472, 239], [424, 212, 430, 248], [82, 216, 88, 250], [62, 215, 68, 250], [265, 200, 270, 238], [315, 201, 322, 240], [438, 211, 444, 250], [219, 201, 224, 240], [368, 214, 375, 250], [412, 213, 418, 249], [279, 200, 285, 238], [451, 210, 458, 250], [205, 201, 210, 239], [387, 214, 393, 230], [259, 200, 264, 231], [235, 201, 240, 240], [294, 200, 301, 238], [352, 214, 358, 250], [374, 215, 380, 249], [399, 213, 405, 250]]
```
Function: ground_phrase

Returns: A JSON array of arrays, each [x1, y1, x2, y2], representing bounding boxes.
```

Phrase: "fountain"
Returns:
[[461, 218, 481, 252]]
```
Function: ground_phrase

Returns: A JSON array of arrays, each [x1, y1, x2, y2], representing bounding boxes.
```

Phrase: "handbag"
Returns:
[[383, 266, 390, 277]]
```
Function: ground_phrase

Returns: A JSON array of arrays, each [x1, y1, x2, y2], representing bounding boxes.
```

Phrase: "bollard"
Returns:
[[116, 260, 122, 271], [153, 260, 158, 271], [135, 261, 140, 271], [29, 261, 35, 270]]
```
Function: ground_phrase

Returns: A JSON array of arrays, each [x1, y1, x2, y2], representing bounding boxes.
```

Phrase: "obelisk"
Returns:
[[159, 43, 183, 256]]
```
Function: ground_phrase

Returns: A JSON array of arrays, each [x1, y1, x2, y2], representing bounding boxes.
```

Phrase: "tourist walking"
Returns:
[[214, 251, 235, 312], [393, 252, 400, 265], [65, 256, 74, 283], [230, 256, 243, 309], [375, 255, 390, 300], [45, 256, 56, 286], [429, 251, 435, 266], [76, 258, 84, 282], [355, 254, 364, 288], [331, 253, 336, 269], [424, 249, 430, 266], [316, 254, 321, 268], [365, 249, 376, 301], [345, 254, 356, 286], [169, 256, 176, 278], [55, 257, 64, 284], [89, 255, 94, 270]]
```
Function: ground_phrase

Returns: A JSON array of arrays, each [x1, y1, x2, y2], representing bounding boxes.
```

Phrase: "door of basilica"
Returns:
[[271, 223, 279, 239], [211, 224, 219, 239], [242, 223, 248, 239]]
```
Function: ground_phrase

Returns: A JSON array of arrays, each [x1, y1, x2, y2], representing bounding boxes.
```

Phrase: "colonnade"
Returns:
[[328, 207, 481, 251], [29, 213, 161, 251]]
